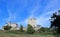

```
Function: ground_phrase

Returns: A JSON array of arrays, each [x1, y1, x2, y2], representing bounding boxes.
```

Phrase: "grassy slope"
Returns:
[[0, 34, 54, 37], [0, 31, 54, 37]]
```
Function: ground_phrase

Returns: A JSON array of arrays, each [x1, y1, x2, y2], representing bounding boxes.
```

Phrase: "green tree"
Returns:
[[27, 24, 35, 34], [50, 10, 60, 34], [20, 25, 23, 32], [38, 27, 45, 33], [4, 25, 12, 30], [44, 27, 50, 32]]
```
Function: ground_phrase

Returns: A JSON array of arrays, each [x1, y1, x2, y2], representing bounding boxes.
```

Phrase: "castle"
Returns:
[[2, 22, 19, 30], [28, 18, 36, 28], [2, 18, 41, 31], [28, 18, 41, 30]]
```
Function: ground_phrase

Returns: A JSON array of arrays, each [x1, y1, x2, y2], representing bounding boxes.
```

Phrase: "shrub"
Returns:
[[20, 25, 23, 32], [27, 24, 35, 34], [4, 25, 12, 30], [38, 27, 45, 33]]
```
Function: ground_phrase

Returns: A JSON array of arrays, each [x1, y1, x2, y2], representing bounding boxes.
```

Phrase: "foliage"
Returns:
[[38, 27, 45, 33], [20, 25, 23, 32], [50, 10, 60, 34], [44, 27, 51, 32], [27, 24, 35, 34], [4, 25, 12, 30]]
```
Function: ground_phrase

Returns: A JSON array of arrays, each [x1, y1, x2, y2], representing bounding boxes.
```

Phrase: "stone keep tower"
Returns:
[[28, 18, 36, 28]]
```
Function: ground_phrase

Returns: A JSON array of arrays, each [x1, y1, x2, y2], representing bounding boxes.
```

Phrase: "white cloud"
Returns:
[[3, 10, 18, 22], [36, 11, 56, 27], [29, 5, 41, 18], [16, 6, 40, 27], [2, 0, 60, 28], [44, 0, 60, 11], [36, 0, 60, 27]]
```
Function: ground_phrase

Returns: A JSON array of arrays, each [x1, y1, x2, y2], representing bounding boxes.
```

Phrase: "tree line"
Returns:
[[3, 24, 50, 34]]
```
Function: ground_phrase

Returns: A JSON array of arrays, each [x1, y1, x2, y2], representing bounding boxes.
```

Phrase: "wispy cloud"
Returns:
[[2, 9, 18, 22], [35, 0, 60, 27], [44, 0, 60, 11], [29, 6, 40, 18], [0, 0, 60, 29], [16, 5, 40, 27], [36, 11, 56, 27], [7, 10, 17, 21], [16, 0, 60, 27]]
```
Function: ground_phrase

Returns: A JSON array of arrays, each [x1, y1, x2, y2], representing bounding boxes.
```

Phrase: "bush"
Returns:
[[20, 25, 23, 32], [27, 24, 35, 34], [38, 27, 45, 33], [4, 25, 12, 30]]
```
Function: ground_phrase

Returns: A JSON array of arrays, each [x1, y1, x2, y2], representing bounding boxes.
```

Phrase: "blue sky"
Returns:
[[0, 0, 60, 29]]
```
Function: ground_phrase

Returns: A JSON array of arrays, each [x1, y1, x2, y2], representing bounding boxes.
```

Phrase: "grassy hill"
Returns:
[[0, 30, 55, 37]]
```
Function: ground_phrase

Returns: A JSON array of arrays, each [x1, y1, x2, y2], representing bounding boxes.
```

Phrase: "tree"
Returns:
[[27, 24, 35, 34], [50, 10, 60, 34], [4, 25, 12, 30], [20, 25, 23, 32], [44, 27, 50, 32], [38, 27, 45, 33]]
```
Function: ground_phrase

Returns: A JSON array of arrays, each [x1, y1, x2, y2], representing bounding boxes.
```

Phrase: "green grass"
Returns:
[[0, 34, 54, 37], [0, 30, 56, 37]]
